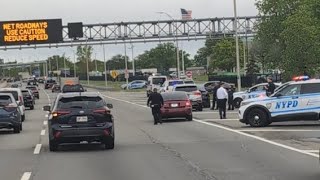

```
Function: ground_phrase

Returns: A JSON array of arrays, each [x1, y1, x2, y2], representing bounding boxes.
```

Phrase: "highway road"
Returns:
[[1, 84, 320, 180]]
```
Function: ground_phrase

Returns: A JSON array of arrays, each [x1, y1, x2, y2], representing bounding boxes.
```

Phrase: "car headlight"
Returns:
[[240, 101, 252, 107]]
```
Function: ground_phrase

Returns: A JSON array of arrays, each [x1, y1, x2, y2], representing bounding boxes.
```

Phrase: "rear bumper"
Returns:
[[0, 117, 21, 128], [161, 108, 192, 117], [49, 123, 114, 143], [191, 100, 202, 108]]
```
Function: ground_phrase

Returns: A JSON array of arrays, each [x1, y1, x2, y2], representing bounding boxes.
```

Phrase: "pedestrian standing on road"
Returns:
[[147, 88, 164, 125], [217, 82, 228, 119], [265, 77, 276, 96], [227, 85, 235, 110], [210, 83, 219, 110]]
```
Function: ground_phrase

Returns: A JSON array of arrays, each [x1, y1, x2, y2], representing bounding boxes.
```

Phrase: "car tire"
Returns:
[[234, 98, 242, 108], [49, 140, 58, 152], [186, 115, 193, 121], [13, 126, 21, 133], [104, 138, 114, 150], [247, 108, 269, 127], [197, 105, 203, 111], [30, 106, 34, 110], [21, 115, 25, 122]]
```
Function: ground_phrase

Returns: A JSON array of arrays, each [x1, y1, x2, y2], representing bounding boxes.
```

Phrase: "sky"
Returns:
[[0, 0, 258, 63]]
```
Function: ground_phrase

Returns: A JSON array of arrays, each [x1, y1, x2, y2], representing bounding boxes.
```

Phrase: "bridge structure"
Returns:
[[0, 16, 261, 50]]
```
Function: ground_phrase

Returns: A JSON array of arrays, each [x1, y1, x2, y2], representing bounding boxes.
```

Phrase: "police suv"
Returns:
[[233, 83, 282, 108], [239, 77, 320, 127]]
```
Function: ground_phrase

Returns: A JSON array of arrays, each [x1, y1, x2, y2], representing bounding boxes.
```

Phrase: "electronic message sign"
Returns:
[[0, 19, 63, 46]]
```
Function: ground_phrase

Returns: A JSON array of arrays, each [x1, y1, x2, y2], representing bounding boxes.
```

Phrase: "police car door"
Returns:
[[271, 84, 303, 120], [299, 83, 320, 120], [270, 84, 302, 119], [247, 84, 265, 99]]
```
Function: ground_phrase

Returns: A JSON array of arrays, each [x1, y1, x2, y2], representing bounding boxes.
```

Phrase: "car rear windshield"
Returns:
[[62, 84, 84, 92], [152, 78, 166, 85], [162, 92, 187, 101], [0, 95, 12, 105], [26, 87, 37, 90], [175, 86, 198, 92], [169, 81, 184, 86], [57, 96, 105, 109], [22, 91, 30, 96], [0, 91, 18, 101]]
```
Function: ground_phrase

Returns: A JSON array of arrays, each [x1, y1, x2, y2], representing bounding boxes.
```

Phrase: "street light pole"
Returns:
[[157, 12, 180, 78], [233, 0, 242, 91], [124, 43, 129, 89], [63, 54, 66, 78], [128, 44, 135, 76], [102, 44, 108, 88], [73, 49, 76, 77]]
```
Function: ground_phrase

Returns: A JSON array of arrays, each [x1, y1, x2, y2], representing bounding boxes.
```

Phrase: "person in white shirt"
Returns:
[[216, 82, 228, 119]]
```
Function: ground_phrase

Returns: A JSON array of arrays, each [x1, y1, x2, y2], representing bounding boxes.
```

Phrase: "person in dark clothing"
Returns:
[[147, 88, 164, 125], [210, 83, 219, 110], [265, 77, 276, 96], [227, 86, 235, 110]]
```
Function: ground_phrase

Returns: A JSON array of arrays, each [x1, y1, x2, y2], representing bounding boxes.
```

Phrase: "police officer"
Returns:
[[265, 77, 276, 96], [211, 83, 219, 110], [216, 82, 228, 119], [147, 88, 164, 125]]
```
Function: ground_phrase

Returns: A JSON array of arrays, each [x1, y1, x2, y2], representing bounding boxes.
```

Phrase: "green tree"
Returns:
[[106, 54, 131, 70], [76, 45, 93, 74]]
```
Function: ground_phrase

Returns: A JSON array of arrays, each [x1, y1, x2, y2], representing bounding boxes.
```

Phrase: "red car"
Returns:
[[160, 91, 193, 121]]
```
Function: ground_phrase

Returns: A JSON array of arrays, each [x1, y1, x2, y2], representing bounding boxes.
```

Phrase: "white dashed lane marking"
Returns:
[[40, 129, 46, 136], [43, 121, 48, 125], [33, 144, 42, 154], [21, 172, 31, 180]]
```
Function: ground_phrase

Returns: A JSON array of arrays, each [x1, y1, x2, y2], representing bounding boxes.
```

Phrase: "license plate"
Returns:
[[171, 103, 178, 107], [76, 116, 88, 122]]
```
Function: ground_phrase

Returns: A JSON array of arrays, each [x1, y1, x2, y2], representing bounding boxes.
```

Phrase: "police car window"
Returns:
[[301, 83, 320, 94], [278, 85, 301, 96]]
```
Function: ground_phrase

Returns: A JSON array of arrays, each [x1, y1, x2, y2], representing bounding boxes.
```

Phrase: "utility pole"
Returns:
[[233, 0, 242, 91], [103, 44, 108, 88], [128, 44, 135, 76], [124, 43, 129, 89]]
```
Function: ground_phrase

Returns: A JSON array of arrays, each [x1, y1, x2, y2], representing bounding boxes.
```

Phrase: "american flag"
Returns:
[[181, 8, 192, 20]]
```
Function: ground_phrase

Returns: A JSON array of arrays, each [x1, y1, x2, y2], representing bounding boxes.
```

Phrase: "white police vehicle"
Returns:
[[239, 77, 320, 127], [233, 83, 282, 108]]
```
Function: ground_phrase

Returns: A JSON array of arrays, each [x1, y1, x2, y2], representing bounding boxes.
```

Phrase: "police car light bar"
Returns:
[[292, 76, 309, 81]]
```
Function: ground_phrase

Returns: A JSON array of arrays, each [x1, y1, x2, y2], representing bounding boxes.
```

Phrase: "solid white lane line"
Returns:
[[202, 119, 239, 121], [102, 93, 320, 158], [21, 172, 32, 180], [193, 111, 238, 114], [193, 119, 319, 158], [302, 150, 319, 153], [41, 88, 51, 103], [43, 121, 48, 125], [40, 129, 46, 136], [33, 144, 42, 154], [239, 129, 320, 132]]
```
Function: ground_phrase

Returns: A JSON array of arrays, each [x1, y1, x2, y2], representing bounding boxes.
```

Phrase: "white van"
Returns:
[[146, 76, 167, 97], [0, 88, 26, 121]]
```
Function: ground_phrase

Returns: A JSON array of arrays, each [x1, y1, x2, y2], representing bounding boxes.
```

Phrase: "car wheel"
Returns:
[[234, 98, 242, 108], [186, 114, 193, 121], [197, 105, 203, 111], [49, 140, 58, 152], [247, 108, 269, 127], [21, 115, 25, 122], [30, 106, 34, 110], [104, 137, 114, 150], [13, 126, 21, 133]]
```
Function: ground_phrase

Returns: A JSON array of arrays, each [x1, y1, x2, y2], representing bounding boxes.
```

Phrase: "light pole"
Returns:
[[157, 12, 180, 78], [233, 0, 242, 91], [102, 44, 108, 88], [124, 43, 129, 89], [63, 54, 66, 78], [128, 44, 135, 76]]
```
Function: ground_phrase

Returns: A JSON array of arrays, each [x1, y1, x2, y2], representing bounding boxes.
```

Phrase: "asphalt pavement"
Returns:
[[1, 85, 320, 180]]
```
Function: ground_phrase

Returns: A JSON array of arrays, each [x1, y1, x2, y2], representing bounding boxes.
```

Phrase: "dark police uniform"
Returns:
[[147, 92, 164, 125]]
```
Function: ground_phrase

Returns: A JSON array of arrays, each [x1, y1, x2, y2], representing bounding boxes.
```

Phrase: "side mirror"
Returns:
[[106, 103, 113, 109], [43, 105, 51, 112]]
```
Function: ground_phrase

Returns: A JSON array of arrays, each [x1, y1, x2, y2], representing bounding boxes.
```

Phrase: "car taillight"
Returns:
[[93, 108, 110, 114], [52, 110, 71, 117], [193, 91, 201, 96], [186, 100, 191, 107]]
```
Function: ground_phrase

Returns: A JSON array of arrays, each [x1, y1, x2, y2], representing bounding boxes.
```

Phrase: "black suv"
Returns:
[[22, 89, 35, 110], [43, 92, 114, 151]]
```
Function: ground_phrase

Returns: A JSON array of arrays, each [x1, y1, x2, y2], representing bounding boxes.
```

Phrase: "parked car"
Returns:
[[160, 80, 184, 93], [0, 93, 22, 133], [26, 86, 39, 99], [0, 88, 25, 121], [43, 92, 115, 151], [160, 92, 193, 121], [121, 80, 147, 90], [172, 84, 203, 111], [21, 89, 35, 110], [52, 84, 61, 93], [197, 84, 210, 108]]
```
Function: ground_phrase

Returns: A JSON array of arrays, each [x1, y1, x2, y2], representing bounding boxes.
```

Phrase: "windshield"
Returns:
[[175, 86, 198, 92], [0, 91, 18, 101], [0, 95, 12, 105], [152, 78, 166, 85], [22, 91, 30, 96], [162, 92, 188, 101], [62, 84, 84, 92], [168, 81, 184, 86], [57, 96, 105, 109]]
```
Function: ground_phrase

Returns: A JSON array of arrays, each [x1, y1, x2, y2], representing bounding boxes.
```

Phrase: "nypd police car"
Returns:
[[239, 78, 320, 127], [233, 83, 282, 108]]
